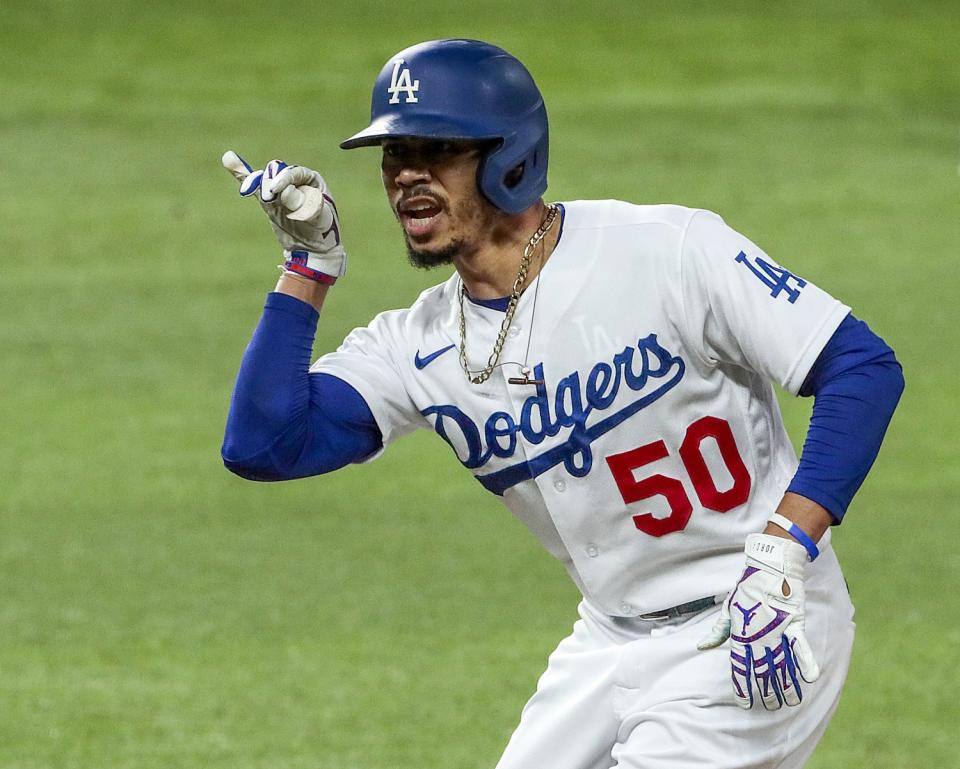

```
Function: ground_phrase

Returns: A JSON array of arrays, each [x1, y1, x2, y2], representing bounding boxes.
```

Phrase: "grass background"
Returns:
[[1, 1, 958, 767]]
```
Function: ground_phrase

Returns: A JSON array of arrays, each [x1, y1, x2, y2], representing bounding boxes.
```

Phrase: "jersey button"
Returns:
[[553, 479, 566, 492], [586, 543, 599, 557], [508, 326, 521, 338], [620, 602, 634, 615]]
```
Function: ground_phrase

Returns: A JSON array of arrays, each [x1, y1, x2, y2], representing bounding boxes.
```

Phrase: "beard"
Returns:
[[405, 238, 465, 269], [394, 186, 497, 270]]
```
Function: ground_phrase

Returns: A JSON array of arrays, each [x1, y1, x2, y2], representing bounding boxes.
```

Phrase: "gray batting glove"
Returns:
[[697, 534, 820, 710], [222, 150, 347, 284]]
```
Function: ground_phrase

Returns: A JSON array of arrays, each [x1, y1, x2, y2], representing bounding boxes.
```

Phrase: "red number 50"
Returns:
[[605, 416, 751, 537]]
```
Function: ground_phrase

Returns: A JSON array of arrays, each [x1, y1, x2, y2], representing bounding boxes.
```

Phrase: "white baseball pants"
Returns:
[[496, 545, 855, 769]]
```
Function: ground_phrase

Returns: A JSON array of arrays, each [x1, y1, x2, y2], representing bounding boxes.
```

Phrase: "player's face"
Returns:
[[381, 138, 499, 269]]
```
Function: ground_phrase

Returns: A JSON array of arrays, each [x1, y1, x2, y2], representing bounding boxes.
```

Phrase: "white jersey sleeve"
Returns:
[[679, 210, 850, 394], [310, 309, 423, 448]]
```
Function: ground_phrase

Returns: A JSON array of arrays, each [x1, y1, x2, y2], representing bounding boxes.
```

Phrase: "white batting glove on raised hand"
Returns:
[[222, 150, 347, 284], [697, 534, 820, 710]]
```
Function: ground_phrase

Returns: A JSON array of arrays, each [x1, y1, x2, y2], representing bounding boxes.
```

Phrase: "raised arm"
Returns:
[[219, 153, 381, 481]]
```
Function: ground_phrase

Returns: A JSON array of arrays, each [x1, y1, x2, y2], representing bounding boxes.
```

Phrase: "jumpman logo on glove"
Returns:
[[697, 535, 820, 710], [733, 601, 762, 630]]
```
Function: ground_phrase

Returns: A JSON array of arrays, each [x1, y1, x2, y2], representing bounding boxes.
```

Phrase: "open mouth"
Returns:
[[399, 197, 444, 239]]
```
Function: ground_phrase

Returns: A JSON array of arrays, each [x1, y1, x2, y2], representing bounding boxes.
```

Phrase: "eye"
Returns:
[[420, 140, 455, 159], [382, 143, 401, 159]]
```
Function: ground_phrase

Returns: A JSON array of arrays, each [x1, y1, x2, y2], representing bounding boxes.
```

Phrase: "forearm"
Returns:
[[222, 292, 321, 476], [221, 291, 382, 481], [768, 314, 904, 546], [766, 492, 833, 542], [786, 354, 903, 520], [275, 271, 330, 313]]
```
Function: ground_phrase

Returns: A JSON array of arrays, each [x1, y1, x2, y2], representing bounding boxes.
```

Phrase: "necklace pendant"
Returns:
[[508, 376, 545, 386]]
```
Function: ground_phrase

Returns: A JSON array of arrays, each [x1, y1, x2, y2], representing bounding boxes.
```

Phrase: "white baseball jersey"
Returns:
[[313, 201, 850, 616]]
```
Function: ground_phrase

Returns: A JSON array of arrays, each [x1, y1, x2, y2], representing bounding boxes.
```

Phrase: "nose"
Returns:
[[393, 161, 431, 188], [382, 146, 433, 189]]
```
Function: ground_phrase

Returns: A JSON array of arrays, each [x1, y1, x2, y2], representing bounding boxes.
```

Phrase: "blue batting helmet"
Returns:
[[340, 39, 548, 214]]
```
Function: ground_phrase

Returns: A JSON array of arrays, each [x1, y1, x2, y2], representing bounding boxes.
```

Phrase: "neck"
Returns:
[[454, 201, 559, 299]]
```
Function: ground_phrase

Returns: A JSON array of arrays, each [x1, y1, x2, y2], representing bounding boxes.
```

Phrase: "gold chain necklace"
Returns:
[[458, 204, 559, 385]]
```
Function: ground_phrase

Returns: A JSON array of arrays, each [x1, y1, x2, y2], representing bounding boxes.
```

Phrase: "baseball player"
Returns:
[[221, 39, 903, 768]]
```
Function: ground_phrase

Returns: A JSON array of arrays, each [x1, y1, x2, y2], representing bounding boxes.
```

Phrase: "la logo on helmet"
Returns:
[[387, 59, 419, 104]]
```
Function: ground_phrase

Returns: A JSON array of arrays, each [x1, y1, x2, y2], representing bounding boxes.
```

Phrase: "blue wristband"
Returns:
[[768, 513, 820, 562]]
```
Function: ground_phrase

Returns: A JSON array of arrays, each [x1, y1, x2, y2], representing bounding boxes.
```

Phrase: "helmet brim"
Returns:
[[340, 112, 502, 149]]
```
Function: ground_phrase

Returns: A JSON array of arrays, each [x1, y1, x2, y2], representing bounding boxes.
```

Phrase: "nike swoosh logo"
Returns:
[[415, 344, 455, 370]]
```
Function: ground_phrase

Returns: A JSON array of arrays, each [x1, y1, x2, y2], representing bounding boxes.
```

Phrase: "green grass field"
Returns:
[[2, 2, 958, 767]]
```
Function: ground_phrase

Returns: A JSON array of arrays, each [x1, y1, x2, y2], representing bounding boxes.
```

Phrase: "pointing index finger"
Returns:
[[222, 150, 254, 182]]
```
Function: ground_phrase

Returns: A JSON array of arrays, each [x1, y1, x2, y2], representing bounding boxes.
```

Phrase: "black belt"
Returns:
[[638, 595, 719, 621]]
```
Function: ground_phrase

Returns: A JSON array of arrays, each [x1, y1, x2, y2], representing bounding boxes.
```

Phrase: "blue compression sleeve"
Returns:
[[221, 292, 382, 481], [786, 313, 904, 521]]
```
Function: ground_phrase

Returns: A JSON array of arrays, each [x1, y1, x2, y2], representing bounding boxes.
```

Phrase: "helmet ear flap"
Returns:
[[478, 121, 548, 214], [473, 150, 523, 206]]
